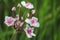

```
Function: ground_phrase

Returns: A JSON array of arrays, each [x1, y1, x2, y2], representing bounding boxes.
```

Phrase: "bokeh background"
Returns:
[[0, 0, 60, 40]]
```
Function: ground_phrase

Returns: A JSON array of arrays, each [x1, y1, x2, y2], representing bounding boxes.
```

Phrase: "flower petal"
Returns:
[[25, 32, 32, 38], [21, 1, 26, 6], [24, 24, 33, 38], [5, 16, 8, 20], [25, 2, 34, 9], [31, 33, 36, 36], [25, 18, 30, 24], [32, 17, 38, 21], [4, 16, 15, 26], [30, 22, 40, 27]]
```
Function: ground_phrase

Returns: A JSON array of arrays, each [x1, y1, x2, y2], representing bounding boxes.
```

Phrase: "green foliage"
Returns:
[[0, 0, 60, 40]]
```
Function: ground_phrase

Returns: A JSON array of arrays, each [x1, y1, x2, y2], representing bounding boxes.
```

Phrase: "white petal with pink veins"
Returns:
[[25, 18, 30, 24], [21, 1, 34, 9], [21, 1, 26, 6], [31, 33, 36, 36], [30, 22, 40, 27], [25, 2, 34, 9], [32, 17, 38, 21], [25, 31, 32, 38], [5, 16, 8, 20]]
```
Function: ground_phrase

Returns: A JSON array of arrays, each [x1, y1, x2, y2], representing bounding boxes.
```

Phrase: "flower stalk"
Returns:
[[4, 1, 40, 38]]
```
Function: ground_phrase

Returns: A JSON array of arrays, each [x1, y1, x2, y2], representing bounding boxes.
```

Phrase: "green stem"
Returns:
[[10, 30, 16, 40], [18, 8, 20, 20]]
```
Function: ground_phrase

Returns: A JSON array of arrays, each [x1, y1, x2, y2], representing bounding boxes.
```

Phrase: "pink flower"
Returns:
[[4, 16, 15, 26], [25, 17, 40, 27], [24, 24, 36, 38], [31, 10, 35, 14], [21, 1, 34, 9]]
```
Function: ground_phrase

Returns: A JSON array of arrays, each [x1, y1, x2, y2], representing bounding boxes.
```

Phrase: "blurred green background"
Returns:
[[0, 0, 60, 40]]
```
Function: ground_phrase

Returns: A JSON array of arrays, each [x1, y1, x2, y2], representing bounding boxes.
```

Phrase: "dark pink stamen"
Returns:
[[31, 19, 35, 24], [27, 29, 32, 34], [7, 19, 13, 24]]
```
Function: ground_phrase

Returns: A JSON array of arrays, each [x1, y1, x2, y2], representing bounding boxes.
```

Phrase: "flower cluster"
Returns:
[[4, 1, 40, 38]]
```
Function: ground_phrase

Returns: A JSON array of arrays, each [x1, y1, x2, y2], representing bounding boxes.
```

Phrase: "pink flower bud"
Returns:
[[27, 13, 30, 17], [31, 10, 35, 14], [15, 14, 19, 21], [20, 22, 24, 27], [16, 21, 24, 28], [17, 3, 21, 8], [11, 7, 16, 11], [21, 16, 24, 20]]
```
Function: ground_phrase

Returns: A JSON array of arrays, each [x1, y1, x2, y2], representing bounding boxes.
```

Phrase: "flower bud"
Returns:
[[21, 16, 24, 20], [27, 13, 30, 17], [11, 7, 16, 12], [31, 10, 35, 14], [17, 3, 21, 8]]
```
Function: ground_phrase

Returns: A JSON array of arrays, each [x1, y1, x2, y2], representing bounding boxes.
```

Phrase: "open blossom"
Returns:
[[21, 1, 34, 9], [24, 24, 36, 38], [25, 17, 40, 27], [4, 16, 15, 26]]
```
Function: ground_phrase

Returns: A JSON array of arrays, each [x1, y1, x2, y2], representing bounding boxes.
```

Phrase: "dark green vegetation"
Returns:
[[0, 0, 60, 40]]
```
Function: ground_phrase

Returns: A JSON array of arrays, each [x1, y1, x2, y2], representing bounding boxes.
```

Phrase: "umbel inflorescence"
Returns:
[[4, 1, 40, 38]]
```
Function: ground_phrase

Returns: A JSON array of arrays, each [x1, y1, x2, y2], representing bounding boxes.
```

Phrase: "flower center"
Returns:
[[31, 19, 35, 24], [7, 19, 13, 24], [27, 29, 32, 34]]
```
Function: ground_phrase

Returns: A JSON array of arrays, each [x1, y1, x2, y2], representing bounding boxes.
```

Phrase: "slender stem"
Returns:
[[10, 30, 16, 40], [12, 11, 14, 17], [22, 11, 26, 17], [18, 8, 20, 20], [22, 10, 32, 18]]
